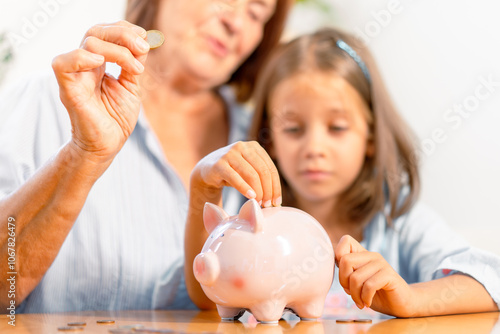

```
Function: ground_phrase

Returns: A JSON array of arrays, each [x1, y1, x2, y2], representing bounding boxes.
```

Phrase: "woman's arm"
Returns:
[[184, 141, 281, 309], [0, 20, 149, 309], [0, 143, 112, 308]]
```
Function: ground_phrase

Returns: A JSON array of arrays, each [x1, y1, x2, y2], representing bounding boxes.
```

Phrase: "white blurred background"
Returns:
[[1, 0, 499, 255]]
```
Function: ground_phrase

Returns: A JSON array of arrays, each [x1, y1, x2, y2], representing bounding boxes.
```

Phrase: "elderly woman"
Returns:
[[0, 0, 292, 313]]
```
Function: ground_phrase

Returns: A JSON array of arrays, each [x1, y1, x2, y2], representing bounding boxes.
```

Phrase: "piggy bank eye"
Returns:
[[220, 233, 225, 237]]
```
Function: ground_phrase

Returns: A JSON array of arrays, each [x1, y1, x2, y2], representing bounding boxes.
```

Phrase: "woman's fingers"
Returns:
[[82, 21, 149, 56], [52, 49, 105, 78], [81, 36, 145, 75]]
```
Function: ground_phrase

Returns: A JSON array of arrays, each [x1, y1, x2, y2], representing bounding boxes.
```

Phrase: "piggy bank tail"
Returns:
[[193, 252, 220, 286]]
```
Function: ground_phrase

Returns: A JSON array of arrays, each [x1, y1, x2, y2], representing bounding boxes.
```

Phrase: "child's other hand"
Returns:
[[335, 235, 415, 317], [191, 141, 282, 207]]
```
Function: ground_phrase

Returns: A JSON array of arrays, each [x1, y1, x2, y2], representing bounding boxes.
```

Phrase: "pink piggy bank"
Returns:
[[193, 199, 334, 323]]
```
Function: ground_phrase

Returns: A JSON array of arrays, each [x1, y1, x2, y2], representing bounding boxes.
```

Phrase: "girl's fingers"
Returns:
[[52, 49, 105, 78], [360, 269, 392, 308], [220, 152, 263, 201], [252, 142, 281, 206], [337, 251, 378, 292], [82, 22, 149, 56], [81, 36, 145, 75], [220, 165, 256, 200], [347, 259, 384, 308], [335, 235, 366, 265], [239, 142, 275, 207]]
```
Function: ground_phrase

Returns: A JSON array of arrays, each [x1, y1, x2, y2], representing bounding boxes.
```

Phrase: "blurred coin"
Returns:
[[354, 319, 372, 323], [146, 30, 165, 49], [58, 326, 84, 331], [119, 324, 145, 329], [97, 319, 116, 324], [68, 322, 86, 326], [109, 329, 133, 334], [336, 319, 354, 323]]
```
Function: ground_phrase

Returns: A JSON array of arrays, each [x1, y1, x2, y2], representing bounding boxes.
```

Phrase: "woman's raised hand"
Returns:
[[52, 21, 150, 164], [191, 141, 282, 208]]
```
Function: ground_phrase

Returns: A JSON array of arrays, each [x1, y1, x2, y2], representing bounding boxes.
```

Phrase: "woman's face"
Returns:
[[268, 70, 373, 205], [154, 0, 277, 88]]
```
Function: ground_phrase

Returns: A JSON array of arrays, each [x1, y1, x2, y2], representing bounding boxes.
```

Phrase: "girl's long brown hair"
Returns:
[[249, 28, 420, 225], [125, 0, 293, 103]]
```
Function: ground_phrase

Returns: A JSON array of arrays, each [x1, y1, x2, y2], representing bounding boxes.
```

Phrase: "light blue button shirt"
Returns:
[[0, 72, 250, 313]]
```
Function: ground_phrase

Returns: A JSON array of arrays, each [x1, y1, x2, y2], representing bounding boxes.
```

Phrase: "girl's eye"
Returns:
[[283, 127, 302, 134]]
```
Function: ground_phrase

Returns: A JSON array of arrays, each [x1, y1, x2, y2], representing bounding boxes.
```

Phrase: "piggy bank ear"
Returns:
[[203, 203, 229, 234], [238, 199, 264, 233]]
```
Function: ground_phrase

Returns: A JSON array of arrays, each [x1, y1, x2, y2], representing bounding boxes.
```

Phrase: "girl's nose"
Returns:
[[303, 127, 327, 159]]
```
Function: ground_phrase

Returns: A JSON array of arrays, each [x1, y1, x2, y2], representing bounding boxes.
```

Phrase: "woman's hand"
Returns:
[[335, 235, 415, 317], [52, 20, 150, 164], [191, 141, 282, 207]]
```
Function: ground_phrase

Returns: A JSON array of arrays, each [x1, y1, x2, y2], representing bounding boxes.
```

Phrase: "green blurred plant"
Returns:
[[0, 32, 14, 84], [295, 0, 331, 12]]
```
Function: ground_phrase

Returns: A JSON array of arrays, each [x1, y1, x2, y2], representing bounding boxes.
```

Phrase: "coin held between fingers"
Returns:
[[146, 30, 165, 49]]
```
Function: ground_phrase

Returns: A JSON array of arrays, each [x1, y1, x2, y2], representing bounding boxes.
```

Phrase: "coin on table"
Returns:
[[336, 319, 355, 323], [109, 329, 133, 334], [354, 319, 372, 323], [58, 326, 84, 331], [97, 319, 116, 324], [118, 324, 145, 329], [146, 30, 165, 49], [68, 322, 86, 326]]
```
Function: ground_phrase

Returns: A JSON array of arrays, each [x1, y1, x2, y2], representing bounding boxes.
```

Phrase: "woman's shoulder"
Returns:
[[218, 85, 252, 143]]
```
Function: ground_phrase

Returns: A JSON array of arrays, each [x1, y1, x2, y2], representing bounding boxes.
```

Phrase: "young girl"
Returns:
[[185, 28, 500, 317]]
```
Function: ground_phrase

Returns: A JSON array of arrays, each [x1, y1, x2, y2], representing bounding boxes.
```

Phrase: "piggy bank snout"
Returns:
[[193, 252, 220, 287]]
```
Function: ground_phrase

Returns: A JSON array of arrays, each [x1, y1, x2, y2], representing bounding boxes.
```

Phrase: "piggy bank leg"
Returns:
[[250, 300, 287, 324], [289, 298, 325, 321], [217, 305, 245, 321]]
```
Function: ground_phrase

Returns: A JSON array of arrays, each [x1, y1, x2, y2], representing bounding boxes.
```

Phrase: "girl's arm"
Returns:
[[335, 235, 498, 317], [184, 141, 281, 309]]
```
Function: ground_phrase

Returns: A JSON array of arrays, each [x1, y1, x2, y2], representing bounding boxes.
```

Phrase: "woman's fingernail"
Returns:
[[263, 200, 272, 208], [274, 196, 282, 207], [136, 36, 150, 52], [132, 26, 147, 37], [246, 189, 256, 199], [134, 59, 144, 72]]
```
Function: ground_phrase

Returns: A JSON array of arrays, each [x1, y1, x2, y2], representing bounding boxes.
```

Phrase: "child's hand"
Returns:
[[191, 141, 282, 207], [335, 235, 415, 317]]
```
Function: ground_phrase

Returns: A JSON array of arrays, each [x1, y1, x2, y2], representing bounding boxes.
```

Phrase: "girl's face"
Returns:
[[269, 70, 373, 204], [155, 0, 276, 88]]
